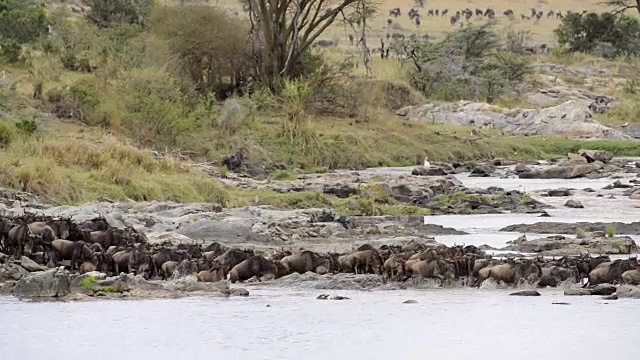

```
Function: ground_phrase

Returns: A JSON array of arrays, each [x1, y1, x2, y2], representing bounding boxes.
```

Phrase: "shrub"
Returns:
[[554, 12, 640, 58], [116, 68, 194, 148], [404, 24, 532, 103], [576, 228, 586, 239], [0, 40, 21, 63], [0, 120, 14, 147], [0, 0, 49, 44], [605, 225, 616, 238], [15, 118, 37, 136], [150, 5, 251, 96], [271, 169, 297, 181], [86, 0, 155, 28]]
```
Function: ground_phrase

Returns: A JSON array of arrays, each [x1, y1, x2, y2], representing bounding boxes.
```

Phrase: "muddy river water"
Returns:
[[1, 164, 639, 359]]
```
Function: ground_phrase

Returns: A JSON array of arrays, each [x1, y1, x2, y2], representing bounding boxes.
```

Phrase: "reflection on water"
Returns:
[[0, 288, 638, 360]]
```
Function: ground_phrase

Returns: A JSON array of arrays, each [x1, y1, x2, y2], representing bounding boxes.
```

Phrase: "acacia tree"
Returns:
[[605, 0, 640, 13], [246, 0, 365, 89]]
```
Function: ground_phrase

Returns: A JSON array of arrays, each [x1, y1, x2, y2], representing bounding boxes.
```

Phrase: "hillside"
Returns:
[[0, 0, 639, 206]]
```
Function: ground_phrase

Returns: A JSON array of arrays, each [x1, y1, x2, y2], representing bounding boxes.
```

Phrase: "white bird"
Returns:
[[423, 156, 431, 169], [518, 185, 526, 194]]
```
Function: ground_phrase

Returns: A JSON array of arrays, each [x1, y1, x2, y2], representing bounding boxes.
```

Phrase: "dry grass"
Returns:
[[0, 125, 227, 205], [192, 0, 611, 46]]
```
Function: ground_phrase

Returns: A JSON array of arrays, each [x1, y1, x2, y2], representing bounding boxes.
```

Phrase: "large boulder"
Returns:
[[0, 263, 28, 281], [579, 149, 613, 164], [19, 256, 49, 272], [564, 200, 584, 209], [11, 267, 70, 298], [591, 283, 617, 296], [519, 162, 603, 179], [616, 285, 640, 299]]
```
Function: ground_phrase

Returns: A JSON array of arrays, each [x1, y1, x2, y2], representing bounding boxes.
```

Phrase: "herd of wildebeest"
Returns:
[[385, 5, 586, 28], [1, 214, 639, 288]]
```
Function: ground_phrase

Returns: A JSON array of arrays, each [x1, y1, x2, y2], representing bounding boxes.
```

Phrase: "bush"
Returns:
[[150, 5, 251, 96], [87, 0, 155, 28], [555, 12, 640, 58], [116, 68, 195, 148], [0, 120, 14, 147], [15, 118, 38, 136], [576, 228, 586, 239], [0, 0, 49, 44], [606, 224, 616, 238], [404, 24, 532, 102], [0, 40, 21, 63]]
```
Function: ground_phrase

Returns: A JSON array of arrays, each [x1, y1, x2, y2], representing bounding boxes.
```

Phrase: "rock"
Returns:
[[519, 162, 603, 179], [583, 188, 596, 192], [592, 283, 617, 296], [602, 294, 618, 300], [11, 267, 70, 298], [567, 153, 588, 164], [510, 290, 541, 296], [631, 193, 640, 200], [316, 294, 349, 300], [397, 100, 631, 140], [564, 200, 584, 208], [229, 288, 250, 296], [0, 263, 28, 281], [616, 285, 640, 299], [469, 164, 494, 177], [564, 287, 592, 296], [18, 256, 48, 272], [552, 302, 571, 305], [500, 221, 640, 235], [403, 299, 418, 304], [514, 163, 531, 174], [579, 149, 614, 164], [547, 188, 572, 197], [412, 166, 448, 176], [322, 184, 358, 198], [612, 180, 632, 189]]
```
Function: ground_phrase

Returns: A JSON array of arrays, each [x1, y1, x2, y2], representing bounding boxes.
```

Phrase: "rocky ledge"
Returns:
[[501, 222, 640, 235], [501, 234, 638, 256], [0, 267, 248, 301]]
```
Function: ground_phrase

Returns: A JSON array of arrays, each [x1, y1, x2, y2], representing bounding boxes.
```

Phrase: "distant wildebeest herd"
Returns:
[[1, 214, 639, 288]]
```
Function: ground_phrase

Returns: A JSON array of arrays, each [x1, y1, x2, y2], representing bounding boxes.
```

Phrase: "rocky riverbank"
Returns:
[[0, 267, 249, 301], [2, 152, 640, 302]]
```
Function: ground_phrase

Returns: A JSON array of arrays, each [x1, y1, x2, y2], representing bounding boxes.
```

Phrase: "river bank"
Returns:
[[1, 153, 640, 301]]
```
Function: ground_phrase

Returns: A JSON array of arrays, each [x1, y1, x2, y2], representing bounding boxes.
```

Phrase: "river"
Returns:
[[0, 287, 638, 360], [1, 164, 639, 359]]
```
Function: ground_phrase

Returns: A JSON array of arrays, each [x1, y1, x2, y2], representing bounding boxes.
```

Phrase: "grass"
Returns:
[[576, 228, 586, 239], [271, 169, 298, 181], [606, 224, 616, 238], [0, 127, 227, 205], [202, 0, 611, 46], [1, 117, 640, 206], [77, 276, 122, 294]]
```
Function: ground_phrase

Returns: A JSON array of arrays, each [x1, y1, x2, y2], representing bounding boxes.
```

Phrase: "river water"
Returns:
[[1, 164, 639, 359], [1, 287, 639, 360]]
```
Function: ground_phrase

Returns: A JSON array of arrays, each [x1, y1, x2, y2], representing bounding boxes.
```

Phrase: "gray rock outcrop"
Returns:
[[397, 100, 633, 140], [8, 267, 70, 298]]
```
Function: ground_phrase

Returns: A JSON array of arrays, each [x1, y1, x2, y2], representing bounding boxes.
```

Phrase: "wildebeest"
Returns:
[[229, 256, 278, 283], [584, 259, 638, 286], [280, 250, 331, 275], [51, 239, 96, 270]]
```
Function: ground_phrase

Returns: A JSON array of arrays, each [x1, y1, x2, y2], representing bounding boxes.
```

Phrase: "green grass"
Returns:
[[271, 169, 297, 181], [78, 276, 122, 294], [606, 224, 616, 238]]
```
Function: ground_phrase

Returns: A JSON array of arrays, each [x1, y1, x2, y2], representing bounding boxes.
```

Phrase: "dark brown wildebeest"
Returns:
[[51, 239, 96, 270], [229, 256, 278, 283]]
